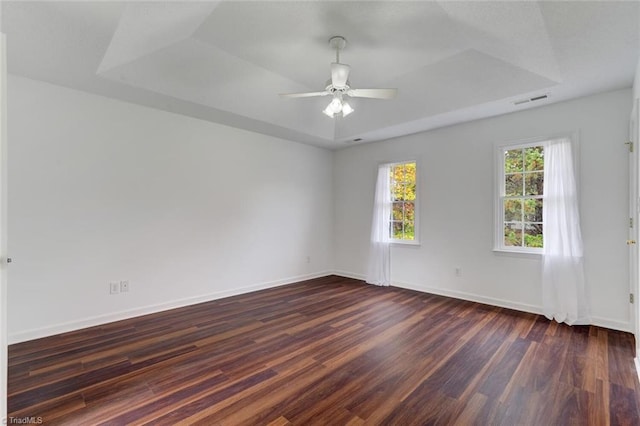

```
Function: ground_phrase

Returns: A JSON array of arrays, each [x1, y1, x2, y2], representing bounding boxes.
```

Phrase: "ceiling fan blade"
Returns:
[[347, 88, 397, 99], [279, 91, 330, 98], [331, 63, 351, 88]]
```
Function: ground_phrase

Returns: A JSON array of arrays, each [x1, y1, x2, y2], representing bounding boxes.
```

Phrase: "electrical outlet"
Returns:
[[306, 256, 311, 264], [120, 280, 130, 293], [455, 267, 462, 277], [109, 282, 119, 295]]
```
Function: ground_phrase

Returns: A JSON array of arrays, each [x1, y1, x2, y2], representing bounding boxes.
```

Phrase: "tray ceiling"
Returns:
[[2, 1, 639, 149]]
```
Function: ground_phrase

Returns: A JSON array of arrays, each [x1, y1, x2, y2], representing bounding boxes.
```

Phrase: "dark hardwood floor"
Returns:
[[7, 275, 640, 425]]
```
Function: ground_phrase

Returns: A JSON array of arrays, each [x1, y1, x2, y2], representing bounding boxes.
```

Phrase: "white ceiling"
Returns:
[[2, 1, 639, 149]]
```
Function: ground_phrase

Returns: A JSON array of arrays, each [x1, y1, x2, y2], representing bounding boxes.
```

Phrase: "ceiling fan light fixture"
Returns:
[[323, 95, 354, 118], [322, 105, 335, 117], [328, 96, 343, 114], [342, 101, 354, 117]]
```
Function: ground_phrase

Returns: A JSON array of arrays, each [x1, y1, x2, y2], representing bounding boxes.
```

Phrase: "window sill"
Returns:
[[493, 248, 542, 259], [391, 240, 421, 247]]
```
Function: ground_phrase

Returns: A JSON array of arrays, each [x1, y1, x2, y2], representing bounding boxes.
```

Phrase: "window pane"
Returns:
[[525, 172, 544, 195], [403, 202, 415, 221], [393, 164, 405, 183], [403, 224, 415, 240], [391, 164, 401, 200], [524, 223, 543, 248], [392, 221, 403, 239], [525, 146, 544, 171], [391, 181, 403, 201], [524, 199, 543, 222], [505, 173, 523, 196], [405, 162, 416, 184], [504, 223, 523, 246], [505, 149, 523, 173], [504, 199, 522, 222], [392, 202, 404, 220], [405, 183, 416, 201]]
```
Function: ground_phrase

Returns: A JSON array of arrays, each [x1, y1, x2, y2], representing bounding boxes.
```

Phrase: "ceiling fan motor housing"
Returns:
[[325, 80, 350, 94]]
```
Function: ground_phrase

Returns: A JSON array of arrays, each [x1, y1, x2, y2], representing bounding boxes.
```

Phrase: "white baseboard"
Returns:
[[391, 278, 545, 315], [9, 271, 334, 344], [11, 270, 632, 344], [589, 316, 633, 333], [331, 271, 632, 333], [332, 270, 366, 281]]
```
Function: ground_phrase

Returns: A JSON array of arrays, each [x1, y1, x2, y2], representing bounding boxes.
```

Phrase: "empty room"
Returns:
[[1, 1, 640, 424]]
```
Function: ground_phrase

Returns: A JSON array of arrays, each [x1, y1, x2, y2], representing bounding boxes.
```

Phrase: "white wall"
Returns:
[[334, 89, 632, 331], [7, 75, 334, 343], [634, 60, 640, 102], [0, 32, 7, 422], [6, 74, 634, 342], [632, 59, 640, 357]]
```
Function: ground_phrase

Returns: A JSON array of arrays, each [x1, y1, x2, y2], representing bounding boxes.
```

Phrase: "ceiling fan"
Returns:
[[280, 36, 398, 118]]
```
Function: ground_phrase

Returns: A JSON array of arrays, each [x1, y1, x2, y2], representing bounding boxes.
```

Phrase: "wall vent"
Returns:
[[514, 94, 548, 106]]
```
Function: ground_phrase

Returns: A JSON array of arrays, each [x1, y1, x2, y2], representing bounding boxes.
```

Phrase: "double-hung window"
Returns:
[[496, 143, 544, 252], [389, 161, 418, 243]]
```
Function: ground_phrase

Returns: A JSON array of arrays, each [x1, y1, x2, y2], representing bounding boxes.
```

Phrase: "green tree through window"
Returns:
[[503, 146, 544, 249], [390, 162, 416, 241]]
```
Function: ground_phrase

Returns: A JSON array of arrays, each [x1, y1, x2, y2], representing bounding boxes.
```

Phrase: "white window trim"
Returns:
[[493, 133, 579, 255], [381, 159, 420, 245]]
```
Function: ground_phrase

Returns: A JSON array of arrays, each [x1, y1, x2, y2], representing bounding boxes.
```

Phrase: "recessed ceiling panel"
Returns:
[[99, 38, 336, 140], [2, 1, 123, 81], [439, 1, 561, 83], [539, 1, 639, 86], [194, 1, 468, 88], [2, 1, 639, 148], [336, 49, 557, 139], [98, 2, 219, 73]]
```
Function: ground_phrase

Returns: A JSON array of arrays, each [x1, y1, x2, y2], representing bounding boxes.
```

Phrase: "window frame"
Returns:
[[493, 134, 579, 255], [494, 140, 547, 255], [385, 159, 420, 245]]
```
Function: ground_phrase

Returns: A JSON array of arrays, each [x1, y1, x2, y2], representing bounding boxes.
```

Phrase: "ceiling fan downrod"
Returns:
[[329, 36, 347, 64]]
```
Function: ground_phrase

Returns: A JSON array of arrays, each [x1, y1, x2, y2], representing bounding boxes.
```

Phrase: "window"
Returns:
[[389, 161, 417, 243], [496, 143, 544, 252]]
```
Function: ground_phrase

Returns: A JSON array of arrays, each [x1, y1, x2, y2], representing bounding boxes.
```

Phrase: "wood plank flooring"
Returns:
[[7, 275, 640, 425]]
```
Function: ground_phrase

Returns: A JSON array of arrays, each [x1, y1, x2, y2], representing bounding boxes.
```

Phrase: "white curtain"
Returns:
[[366, 164, 392, 286], [542, 137, 590, 325]]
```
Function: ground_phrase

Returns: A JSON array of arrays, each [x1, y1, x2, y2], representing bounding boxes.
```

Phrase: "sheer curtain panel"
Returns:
[[542, 137, 590, 325], [366, 164, 391, 286]]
